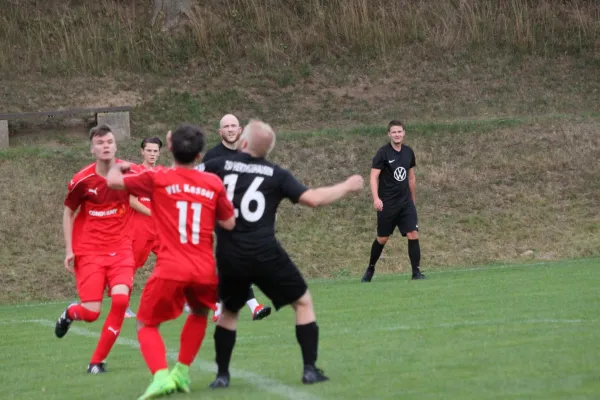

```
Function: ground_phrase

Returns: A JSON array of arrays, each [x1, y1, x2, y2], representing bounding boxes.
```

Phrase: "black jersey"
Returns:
[[200, 152, 308, 256], [371, 143, 416, 207], [203, 142, 238, 162]]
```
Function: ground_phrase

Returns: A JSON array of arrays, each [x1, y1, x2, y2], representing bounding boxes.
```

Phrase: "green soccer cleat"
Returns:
[[137, 369, 177, 400], [169, 362, 191, 394]]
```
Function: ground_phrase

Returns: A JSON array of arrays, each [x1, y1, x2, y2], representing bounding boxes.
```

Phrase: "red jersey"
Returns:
[[131, 164, 156, 240], [64, 161, 137, 256], [123, 166, 234, 284]]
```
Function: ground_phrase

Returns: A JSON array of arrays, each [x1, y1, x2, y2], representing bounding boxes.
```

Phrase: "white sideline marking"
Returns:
[[0, 318, 50, 325], [27, 319, 318, 400], [7, 300, 65, 309]]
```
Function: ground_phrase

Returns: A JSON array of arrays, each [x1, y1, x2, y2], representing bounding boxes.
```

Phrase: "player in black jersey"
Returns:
[[199, 120, 363, 387], [203, 114, 240, 161], [203, 114, 272, 322], [361, 120, 425, 282]]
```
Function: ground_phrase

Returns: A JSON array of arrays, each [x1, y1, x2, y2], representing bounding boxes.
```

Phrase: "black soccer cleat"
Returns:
[[87, 362, 107, 374], [302, 365, 329, 384], [209, 374, 230, 389], [361, 267, 375, 282], [252, 305, 272, 321], [54, 304, 75, 338], [412, 271, 426, 280]]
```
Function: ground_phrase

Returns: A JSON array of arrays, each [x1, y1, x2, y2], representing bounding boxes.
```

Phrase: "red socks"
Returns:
[[90, 294, 129, 364], [178, 314, 208, 366], [137, 314, 208, 374], [138, 326, 168, 374], [67, 304, 100, 322]]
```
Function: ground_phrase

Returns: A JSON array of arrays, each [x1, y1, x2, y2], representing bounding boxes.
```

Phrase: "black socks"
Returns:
[[295, 322, 319, 367], [214, 325, 236, 376]]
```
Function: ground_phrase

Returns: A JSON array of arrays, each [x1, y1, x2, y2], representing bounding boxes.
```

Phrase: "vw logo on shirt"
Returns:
[[393, 167, 406, 182]]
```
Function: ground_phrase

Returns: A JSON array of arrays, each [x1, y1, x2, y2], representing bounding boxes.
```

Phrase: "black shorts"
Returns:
[[216, 244, 308, 312], [377, 201, 419, 237]]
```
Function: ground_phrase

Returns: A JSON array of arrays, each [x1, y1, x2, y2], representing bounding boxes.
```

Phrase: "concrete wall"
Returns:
[[96, 112, 131, 140], [0, 120, 8, 148]]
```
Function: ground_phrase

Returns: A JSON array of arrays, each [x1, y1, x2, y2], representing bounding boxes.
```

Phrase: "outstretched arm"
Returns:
[[106, 162, 131, 190], [298, 175, 364, 208]]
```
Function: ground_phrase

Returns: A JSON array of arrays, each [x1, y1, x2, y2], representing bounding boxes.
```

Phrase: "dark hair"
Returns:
[[141, 136, 163, 149], [89, 124, 113, 140], [171, 124, 205, 164], [387, 120, 404, 132]]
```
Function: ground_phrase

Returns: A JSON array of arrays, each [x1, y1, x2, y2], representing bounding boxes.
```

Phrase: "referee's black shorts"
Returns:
[[216, 243, 308, 313], [377, 201, 418, 237]]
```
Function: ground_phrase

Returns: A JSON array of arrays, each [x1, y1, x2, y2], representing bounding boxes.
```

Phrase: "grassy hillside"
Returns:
[[1, 0, 600, 132], [1, 116, 599, 302], [0, 0, 599, 301], [1, 0, 599, 76]]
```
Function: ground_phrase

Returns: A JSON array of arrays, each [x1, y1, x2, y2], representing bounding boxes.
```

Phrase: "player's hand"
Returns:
[[345, 174, 364, 192], [64, 251, 75, 273], [118, 162, 132, 173], [373, 198, 383, 211]]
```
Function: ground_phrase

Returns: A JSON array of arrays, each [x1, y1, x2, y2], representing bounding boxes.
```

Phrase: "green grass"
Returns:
[[1, 259, 599, 399]]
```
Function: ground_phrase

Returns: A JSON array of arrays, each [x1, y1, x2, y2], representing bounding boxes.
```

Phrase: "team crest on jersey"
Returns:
[[393, 167, 407, 182]]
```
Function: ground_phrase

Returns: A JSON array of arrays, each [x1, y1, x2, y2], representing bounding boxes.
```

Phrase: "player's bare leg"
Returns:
[[209, 308, 240, 389], [292, 291, 329, 384]]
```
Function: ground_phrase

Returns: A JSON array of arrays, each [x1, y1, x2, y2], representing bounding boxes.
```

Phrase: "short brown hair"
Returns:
[[141, 136, 163, 149], [387, 120, 404, 132], [89, 124, 113, 141]]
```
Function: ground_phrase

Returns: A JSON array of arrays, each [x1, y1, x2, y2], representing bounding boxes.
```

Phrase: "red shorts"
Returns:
[[132, 237, 159, 269], [137, 274, 218, 326], [74, 252, 135, 302]]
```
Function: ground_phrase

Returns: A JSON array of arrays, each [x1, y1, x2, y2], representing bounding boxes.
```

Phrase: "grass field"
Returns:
[[1, 258, 599, 400]]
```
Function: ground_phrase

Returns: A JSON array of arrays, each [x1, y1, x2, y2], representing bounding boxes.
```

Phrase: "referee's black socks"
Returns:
[[296, 322, 319, 367], [408, 239, 421, 273], [369, 239, 385, 268], [214, 325, 236, 376]]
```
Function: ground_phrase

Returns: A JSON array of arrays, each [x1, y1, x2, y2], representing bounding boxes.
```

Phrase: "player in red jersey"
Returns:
[[125, 136, 164, 318], [107, 124, 235, 399], [54, 124, 139, 374]]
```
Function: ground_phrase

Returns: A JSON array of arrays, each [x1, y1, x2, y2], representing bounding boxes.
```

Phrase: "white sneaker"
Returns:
[[124, 307, 136, 318], [183, 303, 191, 313]]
